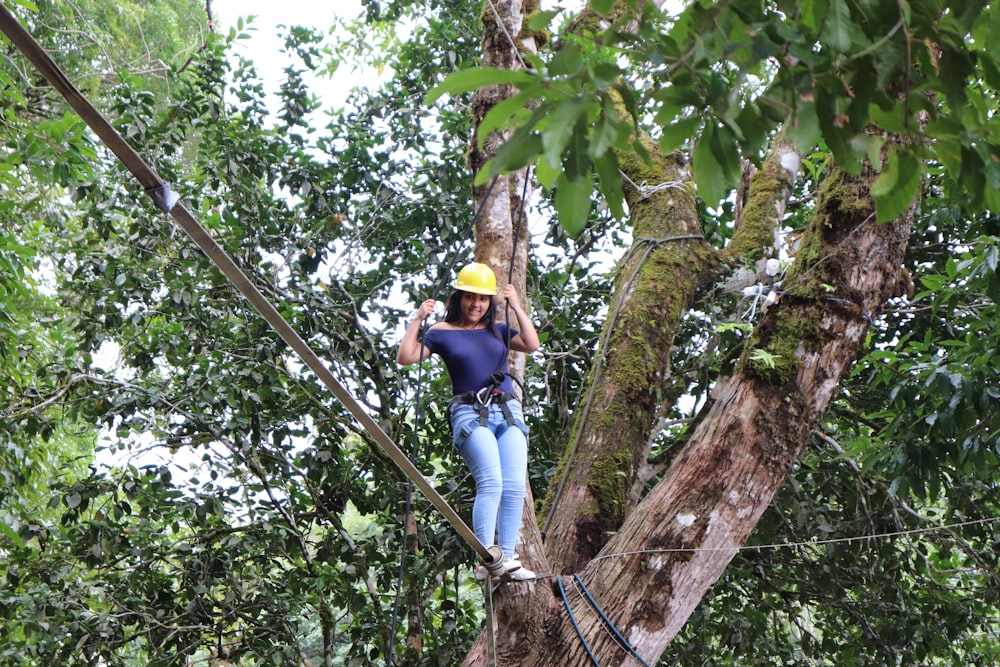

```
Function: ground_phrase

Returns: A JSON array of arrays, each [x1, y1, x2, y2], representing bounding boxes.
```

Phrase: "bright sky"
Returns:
[[213, 0, 364, 45], [212, 0, 368, 106]]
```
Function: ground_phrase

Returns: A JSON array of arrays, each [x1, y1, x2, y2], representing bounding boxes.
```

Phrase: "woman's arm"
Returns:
[[397, 299, 437, 365], [502, 283, 541, 353]]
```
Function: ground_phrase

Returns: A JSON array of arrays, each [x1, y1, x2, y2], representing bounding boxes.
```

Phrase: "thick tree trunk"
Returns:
[[540, 136, 801, 574], [539, 148, 716, 574], [463, 1, 916, 664], [477, 143, 915, 664]]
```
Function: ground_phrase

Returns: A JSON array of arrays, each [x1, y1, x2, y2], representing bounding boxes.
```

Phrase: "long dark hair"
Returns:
[[443, 290, 501, 339]]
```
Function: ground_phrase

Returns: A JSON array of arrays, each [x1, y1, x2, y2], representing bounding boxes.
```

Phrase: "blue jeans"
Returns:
[[450, 400, 528, 560]]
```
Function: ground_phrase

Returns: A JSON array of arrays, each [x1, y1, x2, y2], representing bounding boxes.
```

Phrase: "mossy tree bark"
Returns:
[[539, 146, 718, 575], [488, 138, 914, 666], [461, 0, 916, 663]]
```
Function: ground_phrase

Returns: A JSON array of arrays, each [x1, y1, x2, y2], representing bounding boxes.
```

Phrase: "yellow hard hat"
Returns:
[[454, 262, 497, 295]]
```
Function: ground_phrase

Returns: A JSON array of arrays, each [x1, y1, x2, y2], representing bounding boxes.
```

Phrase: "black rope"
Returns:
[[501, 167, 531, 371]]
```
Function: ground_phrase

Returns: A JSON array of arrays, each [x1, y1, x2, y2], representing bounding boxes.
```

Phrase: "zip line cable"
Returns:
[[587, 515, 1000, 564], [0, 5, 500, 566]]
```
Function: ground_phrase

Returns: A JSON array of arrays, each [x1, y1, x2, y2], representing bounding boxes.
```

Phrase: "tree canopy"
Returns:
[[1, 0, 998, 665]]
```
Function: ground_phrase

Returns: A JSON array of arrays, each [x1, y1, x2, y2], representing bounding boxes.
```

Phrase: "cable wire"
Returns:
[[572, 574, 651, 667], [557, 576, 602, 666], [485, 0, 529, 71], [588, 516, 1000, 564]]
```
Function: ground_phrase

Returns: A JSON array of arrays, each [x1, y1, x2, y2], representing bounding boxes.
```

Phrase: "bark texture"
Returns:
[[539, 148, 717, 574], [462, 2, 917, 665], [496, 146, 915, 666]]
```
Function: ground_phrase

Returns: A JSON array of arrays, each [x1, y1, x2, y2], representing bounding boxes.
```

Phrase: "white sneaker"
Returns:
[[505, 564, 536, 581], [501, 558, 536, 580], [475, 559, 535, 582], [502, 558, 522, 574]]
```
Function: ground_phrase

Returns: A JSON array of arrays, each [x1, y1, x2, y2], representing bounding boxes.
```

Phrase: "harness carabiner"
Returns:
[[475, 385, 495, 407]]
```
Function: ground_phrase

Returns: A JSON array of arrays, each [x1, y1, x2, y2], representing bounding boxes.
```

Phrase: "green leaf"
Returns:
[[555, 171, 593, 237], [541, 97, 590, 167], [980, 55, 1000, 91], [799, 0, 819, 32], [591, 0, 615, 16], [787, 100, 821, 154], [589, 98, 625, 159], [549, 40, 582, 77], [693, 124, 729, 207], [477, 128, 543, 184], [424, 67, 537, 105], [592, 62, 621, 90], [533, 156, 561, 189], [477, 89, 539, 146], [594, 152, 625, 220], [750, 348, 779, 369], [565, 116, 591, 181], [653, 85, 704, 125], [710, 122, 741, 188], [658, 115, 701, 154], [869, 103, 907, 135], [0, 520, 24, 547], [527, 10, 561, 31], [872, 148, 921, 223], [959, 146, 986, 203], [824, 0, 854, 53]]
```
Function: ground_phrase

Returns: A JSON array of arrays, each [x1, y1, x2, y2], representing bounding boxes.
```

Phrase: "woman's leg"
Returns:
[[457, 426, 503, 549], [495, 423, 528, 559]]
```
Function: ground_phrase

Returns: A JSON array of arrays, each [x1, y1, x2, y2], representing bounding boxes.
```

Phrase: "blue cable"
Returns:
[[573, 574, 652, 667], [557, 576, 602, 666]]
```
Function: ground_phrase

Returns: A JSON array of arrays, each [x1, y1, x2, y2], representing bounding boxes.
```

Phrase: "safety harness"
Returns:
[[449, 370, 521, 428]]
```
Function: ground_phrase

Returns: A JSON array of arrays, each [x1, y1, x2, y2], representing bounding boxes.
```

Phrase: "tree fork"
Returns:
[[518, 144, 916, 666]]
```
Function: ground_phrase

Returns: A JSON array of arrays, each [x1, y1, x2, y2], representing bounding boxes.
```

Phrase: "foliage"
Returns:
[[429, 0, 1000, 232], [2, 0, 608, 664]]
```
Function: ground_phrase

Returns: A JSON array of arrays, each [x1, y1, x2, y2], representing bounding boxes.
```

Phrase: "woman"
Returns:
[[397, 262, 540, 581]]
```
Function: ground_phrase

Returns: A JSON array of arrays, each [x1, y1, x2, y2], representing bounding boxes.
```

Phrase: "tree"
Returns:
[[1, 0, 210, 557], [1, 0, 999, 665], [428, 0, 1000, 664]]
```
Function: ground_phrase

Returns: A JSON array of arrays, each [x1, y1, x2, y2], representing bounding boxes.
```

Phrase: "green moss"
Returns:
[[590, 448, 633, 524], [727, 168, 787, 262], [785, 164, 874, 296], [522, 0, 550, 50], [743, 304, 825, 384], [818, 165, 874, 217]]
